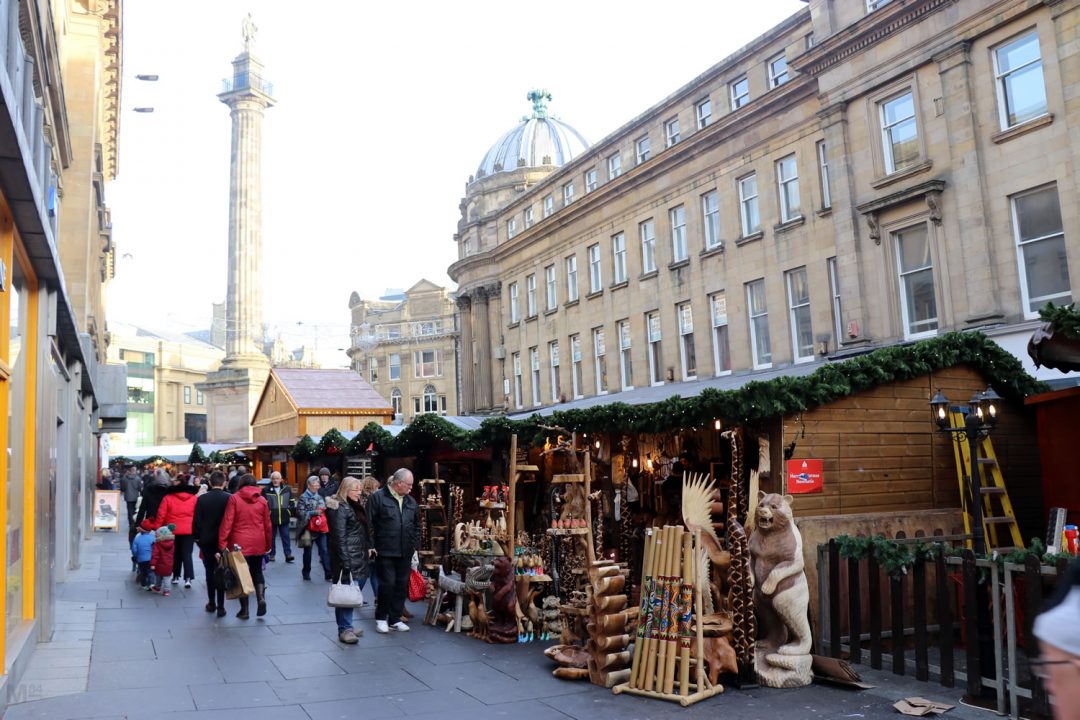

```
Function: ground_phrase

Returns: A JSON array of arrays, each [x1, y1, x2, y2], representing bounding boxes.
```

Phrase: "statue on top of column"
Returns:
[[242, 12, 258, 51]]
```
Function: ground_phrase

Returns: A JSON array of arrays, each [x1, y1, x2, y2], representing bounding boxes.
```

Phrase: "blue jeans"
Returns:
[[358, 572, 379, 597], [269, 524, 292, 558], [303, 533, 330, 579], [334, 576, 367, 633]]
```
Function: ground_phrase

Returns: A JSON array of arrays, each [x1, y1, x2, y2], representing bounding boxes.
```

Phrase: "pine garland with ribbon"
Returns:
[[316, 428, 348, 456], [188, 442, 208, 464], [835, 534, 1072, 578], [290, 434, 318, 462]]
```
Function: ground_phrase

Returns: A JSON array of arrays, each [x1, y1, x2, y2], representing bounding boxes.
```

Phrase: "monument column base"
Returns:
[[196, 365, 270, 443]]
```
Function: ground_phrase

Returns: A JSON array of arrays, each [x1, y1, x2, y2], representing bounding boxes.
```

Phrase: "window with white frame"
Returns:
[[369, 357, 379, 383], [391, 388, 402, 416], [640, 219, 657, 274], [530, 347, 541, 406], [1012, 184, 1072, 315], [665, 118, 681, 147], [612, 233, 627, 284], [817, 140, 831, 210], [994, 32, 1047, 130], [570, 334, 583, 399], [677, 303, 697, 380], [413, 397, 420, 415], [566, 255, 579, 302], [867, 0, 893, 11], [696, 98, 712, 129], [526, 274, 537, 317], [549, 341, 562, 402], [730, 76, 749, 109], [423, 384, 438, 414], [827, 257, 843, 349], [524, 206, 534, 229], [805, 32, 815, 50], [389, 353, 401, 380], [710, 293, 731, 375], [646, 312, 663, 386], [588, 244, 602, 293], [776, 154, 801, 223], [608, 153, 622, 180], [670, 205, 687, 262], [636, 135, 651, 165], [702, 190, 720, 250], [787, 267, 814, 362], [585, 167, 598, 192], [512, 352, 523, 408], [509, 282, 520, 323], [618, 320, 633, 390], [543, 195, 554, 218], [507, 217, 518, 239], [545, 264, 557, 311], [894, 223, 938, 338], [768, 53, 789, 88], [747, 279, 772, 368], [880, 91, 919, 174], [414, 349, 440, 378], [183, 385, 191, 404], [563, 181, 575, 207], [593, 327, 608, 394], [738, 173, 760, 236], [196, 389, 204, 405]]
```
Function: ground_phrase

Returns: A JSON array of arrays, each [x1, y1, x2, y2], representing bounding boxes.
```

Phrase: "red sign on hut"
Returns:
[[786, 458, 824, 494]]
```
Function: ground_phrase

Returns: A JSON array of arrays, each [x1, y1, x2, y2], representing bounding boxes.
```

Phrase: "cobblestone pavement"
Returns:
[[5, 527, 991, 720]]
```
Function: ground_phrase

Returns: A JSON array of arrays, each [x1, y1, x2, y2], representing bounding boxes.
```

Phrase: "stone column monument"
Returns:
[[197, 14, 274, 442]]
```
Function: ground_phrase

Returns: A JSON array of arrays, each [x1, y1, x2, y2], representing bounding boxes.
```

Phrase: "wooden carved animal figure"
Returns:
[[748, 492, 812, 688], [560, 483, 586, 521], [681, 472, 727, 613], [468, 594, 490, 641], [702, 635, 739, 684], [487, 556, 519, 643]]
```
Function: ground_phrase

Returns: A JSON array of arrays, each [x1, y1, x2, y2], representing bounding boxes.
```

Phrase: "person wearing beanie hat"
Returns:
[[317, 467, 339, 498], [131, 522, 156, 590], [1032, 562, 1080, 719], [150, 524, 176, 596]]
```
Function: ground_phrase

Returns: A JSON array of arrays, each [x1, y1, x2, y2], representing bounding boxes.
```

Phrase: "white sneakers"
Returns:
[[390, 621, 410, 632], [376, 619, 389, 633], [375, 619, 410, 633]]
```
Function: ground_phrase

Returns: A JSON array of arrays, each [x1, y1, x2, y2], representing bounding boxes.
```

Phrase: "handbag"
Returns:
[[298, 528, 312, 548], [213, 555, 237, 593], [407, 568, 428, 602], [327, 571, 365, 608], [224, 549, 255, 599], [308, 513, 328, 533]]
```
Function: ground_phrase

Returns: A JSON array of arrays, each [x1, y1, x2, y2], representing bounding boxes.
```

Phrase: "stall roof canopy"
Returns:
[[111, 443, 245, 463], [256, 368, 393, 418]]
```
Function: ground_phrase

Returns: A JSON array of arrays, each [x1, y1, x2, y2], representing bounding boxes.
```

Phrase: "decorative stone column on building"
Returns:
[[473, 286, 493, 411], [456, 294, 474, 414]]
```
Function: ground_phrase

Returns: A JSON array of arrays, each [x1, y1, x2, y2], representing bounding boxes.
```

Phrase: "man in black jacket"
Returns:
[[134, 470, 170, 527], [192, 471, 231, 616], [368, 468, 419, 633], [316, 467, 339, 498]]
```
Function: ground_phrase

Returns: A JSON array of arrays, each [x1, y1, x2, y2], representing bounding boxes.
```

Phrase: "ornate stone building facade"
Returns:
[[450, 0, 1079, 417], [347, 280, 459, 422]]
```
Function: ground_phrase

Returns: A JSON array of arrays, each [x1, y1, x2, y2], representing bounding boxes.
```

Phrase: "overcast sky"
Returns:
[[105, 1, 806, 367]]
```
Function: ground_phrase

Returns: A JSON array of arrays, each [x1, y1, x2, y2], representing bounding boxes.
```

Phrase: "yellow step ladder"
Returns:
[[948, 410, 1023, 553]]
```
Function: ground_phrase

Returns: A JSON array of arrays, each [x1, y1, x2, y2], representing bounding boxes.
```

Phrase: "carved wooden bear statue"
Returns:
[[487, 556, 519, 644]]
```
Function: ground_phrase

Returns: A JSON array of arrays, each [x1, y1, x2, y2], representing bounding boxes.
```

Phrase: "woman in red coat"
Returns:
[[218, 474, 272, 619], [156, 475, 199, 587]]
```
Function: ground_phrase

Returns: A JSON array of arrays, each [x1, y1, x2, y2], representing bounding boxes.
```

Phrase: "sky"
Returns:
[[105, 1, 807, 368]]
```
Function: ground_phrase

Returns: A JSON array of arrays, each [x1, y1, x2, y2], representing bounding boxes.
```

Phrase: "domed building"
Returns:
[[474, 91, 589, 180]]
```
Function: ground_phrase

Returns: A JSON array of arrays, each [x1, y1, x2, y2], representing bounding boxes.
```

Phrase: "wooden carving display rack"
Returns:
[[418, 470, 449, 573]]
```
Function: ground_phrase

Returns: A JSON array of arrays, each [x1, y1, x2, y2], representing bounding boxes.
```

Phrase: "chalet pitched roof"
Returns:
[[271, 368, 392, 412]]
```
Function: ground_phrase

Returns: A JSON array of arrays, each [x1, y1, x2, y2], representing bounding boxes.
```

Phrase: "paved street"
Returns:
[[6, 528, 991, 720]]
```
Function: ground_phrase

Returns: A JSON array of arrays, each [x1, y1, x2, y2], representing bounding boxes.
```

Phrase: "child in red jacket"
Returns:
[[151, 524, 176, 596]]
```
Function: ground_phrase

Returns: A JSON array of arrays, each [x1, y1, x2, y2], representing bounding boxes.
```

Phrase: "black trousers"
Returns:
[[199, 542, 224, 607], [374, 554, 412, 624], [126, 501, 137, 529], [172, 534, 195, 581]]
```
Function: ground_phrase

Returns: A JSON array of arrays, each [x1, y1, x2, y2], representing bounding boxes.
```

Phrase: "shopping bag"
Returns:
[[225, 550, 254, 599], [213, 554, 237, 594], [298, 528, 312, 548], [408, 568, 427, 602], [327, 571, 365, 608], [307, 513, 328, 533]]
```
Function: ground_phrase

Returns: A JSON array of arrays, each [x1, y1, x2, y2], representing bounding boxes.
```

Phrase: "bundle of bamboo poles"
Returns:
[[614, 527, 724, 707]]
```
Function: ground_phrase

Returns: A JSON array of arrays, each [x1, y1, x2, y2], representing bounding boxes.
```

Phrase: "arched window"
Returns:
[[423, 384, 438, 414], [390, 388, 402, 416]]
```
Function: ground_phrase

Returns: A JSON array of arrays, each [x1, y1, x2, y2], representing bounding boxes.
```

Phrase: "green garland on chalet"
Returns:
[[834, 534, 1074, 578], [1039, 302, 1080, 339], [290, 435, 318, 463], [316, 428, 348, 456], [188, 442, 208, 464]]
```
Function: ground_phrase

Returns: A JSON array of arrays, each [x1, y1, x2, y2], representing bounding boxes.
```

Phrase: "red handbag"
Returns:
[[307, 513, 328, 533], [407, 569, 427, 602]]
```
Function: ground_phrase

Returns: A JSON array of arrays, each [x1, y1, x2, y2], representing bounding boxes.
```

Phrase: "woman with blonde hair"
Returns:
[[325, 476, 373, 644]]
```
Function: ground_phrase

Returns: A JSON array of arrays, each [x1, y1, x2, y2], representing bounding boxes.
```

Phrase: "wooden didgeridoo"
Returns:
[[645, 526, 675, 692], [679, 530, 694, 696], [629, 527, 656, 688], [661, 526, 685, 695]]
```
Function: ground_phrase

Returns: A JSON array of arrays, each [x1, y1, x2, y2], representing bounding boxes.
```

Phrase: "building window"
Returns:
[[805, 32, 815, 50], [702, 190, 720, 250], [817, 140, 831, 210], [545, 264, 557, 311], [738, 173, 760, 236], [677, 303, 697, 380], [588, 244, 602, 293], [543, 194, 554, 218], [880, 91, 919, 174], [524, 206, 534, 229], [636, 135, 651, 164], [391, 388, 402, 416], [570, 335, 583, 399], [867, 0, 893, 11], [566, 255, 579, 302], [612, 232, 628, 284], [787, 267, 814, 362], [423, 384, 438, 414], [509, 282, 520, 323], [414, 349, 440, 377], [710, 293, 731, 375], [646, 312, 663, 386], [563, 181, 575, 207], [608, 153, 622, 180], [526, 273, 537, 317], [994, 32, 1047, 130], [696, 98, 712, 129], [507, 217, 518, 239], [585, 167, 598, 193], [828, 257, 843, 350], [550, 341, 561, 402], [196, 389, 204, 406], [512, 352, 523, 409], [369, 357, 379, 383], [640, 219, 657, 274], [747, 279, 772, 368], [768, 53, 789, 88], [183, 386, 191, 404], [593, 328, 608, 394], [894, 223, 938, 338], [618, 320, 633, 391], [776, 154, 801, 223], [530, 347, 541, 406], [730, 76, 749, 110], [1012, 184, 1071, 316], [670, 205, 687, 262], [389, 353, 401, 380], [665, 118, 680, 147]]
